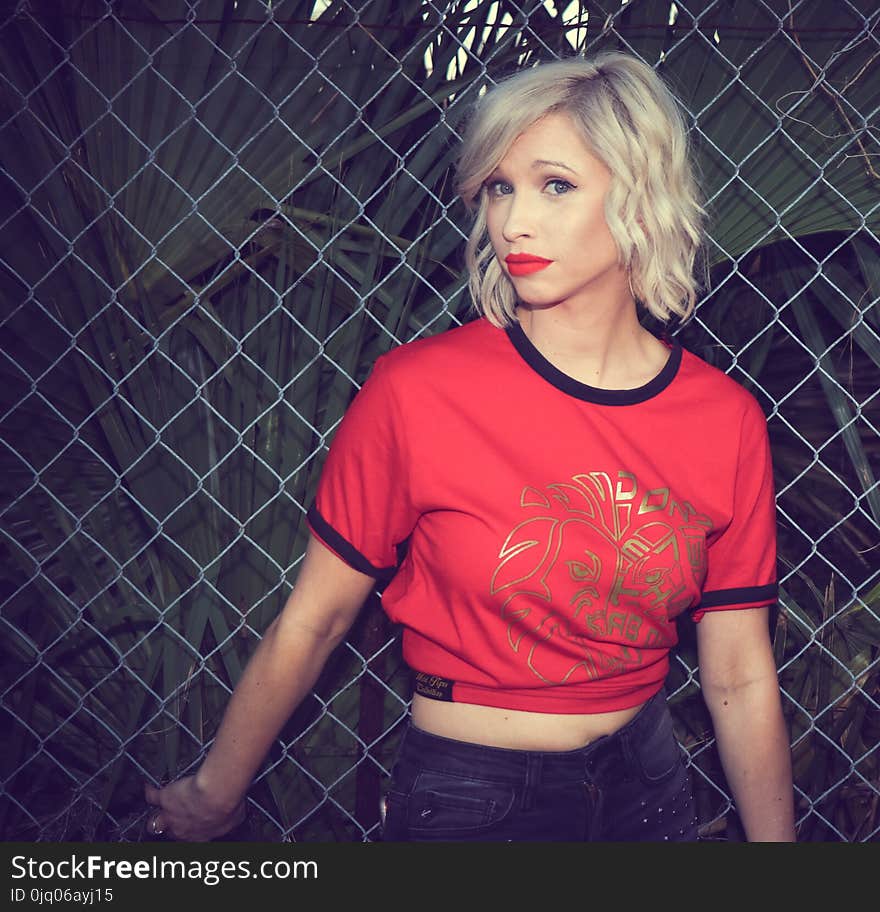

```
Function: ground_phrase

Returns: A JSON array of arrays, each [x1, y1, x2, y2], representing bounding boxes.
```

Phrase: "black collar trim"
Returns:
[[505, 322, 682, 406]]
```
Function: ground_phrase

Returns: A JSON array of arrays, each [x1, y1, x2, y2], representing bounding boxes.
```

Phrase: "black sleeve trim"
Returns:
[[696, 582, 778, 610], [306, 503, 398, 583]]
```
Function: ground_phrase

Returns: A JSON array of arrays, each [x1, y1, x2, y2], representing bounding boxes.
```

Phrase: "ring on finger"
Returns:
[[150, 813, 165, 836]]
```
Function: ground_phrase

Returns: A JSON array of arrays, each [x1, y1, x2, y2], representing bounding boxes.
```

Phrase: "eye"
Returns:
[[546, 179, 575, 195], [567, 560, 596, 581], [484, 179, 513, 197]]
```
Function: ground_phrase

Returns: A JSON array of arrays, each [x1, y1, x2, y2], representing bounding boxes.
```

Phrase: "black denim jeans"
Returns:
[[380, 687, 698, 842]]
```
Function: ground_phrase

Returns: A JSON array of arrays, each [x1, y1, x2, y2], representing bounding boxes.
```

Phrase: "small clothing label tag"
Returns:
[[414, 671, 455, 702]]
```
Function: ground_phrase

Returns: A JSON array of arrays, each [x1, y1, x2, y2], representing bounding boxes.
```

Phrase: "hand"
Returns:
[[143, 776, 246, 842]]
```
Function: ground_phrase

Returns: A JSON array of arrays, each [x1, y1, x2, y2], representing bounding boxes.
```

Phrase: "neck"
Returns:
[[515, 297, 668, 391]]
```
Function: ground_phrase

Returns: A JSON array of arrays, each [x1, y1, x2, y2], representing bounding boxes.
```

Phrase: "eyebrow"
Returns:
[[485, 158, 579, 182], [532, 159, 577, 173]]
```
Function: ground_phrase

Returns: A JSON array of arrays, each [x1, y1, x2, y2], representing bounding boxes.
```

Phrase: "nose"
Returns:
[[501, 191, 534, 243]]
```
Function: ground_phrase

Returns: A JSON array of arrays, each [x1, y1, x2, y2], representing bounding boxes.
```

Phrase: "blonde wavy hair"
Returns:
[[456, 52, 707, 327]]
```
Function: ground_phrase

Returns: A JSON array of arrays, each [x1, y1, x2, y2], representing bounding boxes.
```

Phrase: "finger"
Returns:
[[144, 782, 161, 806]]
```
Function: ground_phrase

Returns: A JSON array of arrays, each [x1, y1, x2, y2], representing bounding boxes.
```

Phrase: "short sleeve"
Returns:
[[306, 355, 418, 582], [692, 398, 778, 622]]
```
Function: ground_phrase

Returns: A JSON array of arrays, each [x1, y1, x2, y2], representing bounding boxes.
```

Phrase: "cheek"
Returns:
[[485, 206, 502, 244], [572, 211, 617, 259]]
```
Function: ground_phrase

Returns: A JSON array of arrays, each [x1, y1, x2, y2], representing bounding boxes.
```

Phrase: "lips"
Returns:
[[505, 254, 553, 276]]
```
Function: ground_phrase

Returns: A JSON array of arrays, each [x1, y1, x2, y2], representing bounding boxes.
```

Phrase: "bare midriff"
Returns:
[[410, 693, 647, 752]]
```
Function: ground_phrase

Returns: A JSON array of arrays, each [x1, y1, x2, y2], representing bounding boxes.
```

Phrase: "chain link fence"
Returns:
[[0, 0, 878, 842]]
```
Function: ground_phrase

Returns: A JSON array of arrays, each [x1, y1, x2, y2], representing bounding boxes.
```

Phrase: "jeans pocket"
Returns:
[[407, 769, 516, 840], [630, 704, 683, 785]]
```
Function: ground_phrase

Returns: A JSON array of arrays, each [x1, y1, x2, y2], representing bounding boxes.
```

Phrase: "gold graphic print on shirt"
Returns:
[[490, 471, 713, 684]]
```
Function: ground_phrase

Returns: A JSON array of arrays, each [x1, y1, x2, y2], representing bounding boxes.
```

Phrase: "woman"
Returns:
[[145, 52, 796, 842]]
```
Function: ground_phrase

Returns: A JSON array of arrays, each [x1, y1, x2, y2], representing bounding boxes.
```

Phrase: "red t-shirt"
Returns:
[[307, 317, 778, 713]]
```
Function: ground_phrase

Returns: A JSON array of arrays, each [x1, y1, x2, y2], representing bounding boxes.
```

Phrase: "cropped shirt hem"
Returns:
[[412, 670, 667, 715]]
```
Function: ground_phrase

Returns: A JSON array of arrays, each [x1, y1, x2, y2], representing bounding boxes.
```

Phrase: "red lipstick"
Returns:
[[505, 253, 553, 276]]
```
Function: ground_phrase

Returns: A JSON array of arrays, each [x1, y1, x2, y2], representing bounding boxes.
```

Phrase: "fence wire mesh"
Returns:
[[0, 0, 878, 842]]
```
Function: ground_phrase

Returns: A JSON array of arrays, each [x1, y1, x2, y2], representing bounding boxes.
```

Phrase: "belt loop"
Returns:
[[618, 718, 638, 777], [522, 753, 542, 811]]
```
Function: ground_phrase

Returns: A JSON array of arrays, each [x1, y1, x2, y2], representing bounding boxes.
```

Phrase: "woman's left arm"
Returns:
[[696, 606, 797, 841]]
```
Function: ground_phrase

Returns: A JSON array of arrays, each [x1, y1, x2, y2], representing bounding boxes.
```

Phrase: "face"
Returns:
[[484, 111, 627, 311]]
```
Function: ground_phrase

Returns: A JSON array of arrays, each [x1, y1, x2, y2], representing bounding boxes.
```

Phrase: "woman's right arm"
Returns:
[[143, 533, 376, 841]]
